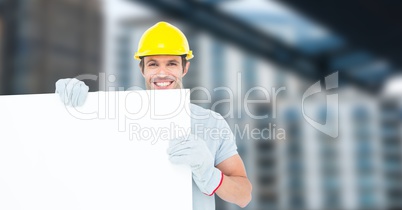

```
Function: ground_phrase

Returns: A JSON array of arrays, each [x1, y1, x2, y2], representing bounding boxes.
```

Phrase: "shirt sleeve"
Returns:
[[213, 115, 238, 166]]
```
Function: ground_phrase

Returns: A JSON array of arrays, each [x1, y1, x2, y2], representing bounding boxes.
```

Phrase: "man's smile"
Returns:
[[151, 77, 176, 89]]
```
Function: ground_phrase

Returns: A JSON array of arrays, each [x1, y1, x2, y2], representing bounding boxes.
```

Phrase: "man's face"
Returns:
[[141, 55, 189, 90]]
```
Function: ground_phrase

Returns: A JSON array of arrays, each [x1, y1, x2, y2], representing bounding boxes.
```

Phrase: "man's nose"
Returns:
[[155, 65, 169, 75]]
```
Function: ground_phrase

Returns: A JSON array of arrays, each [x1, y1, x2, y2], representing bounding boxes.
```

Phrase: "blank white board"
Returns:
[[0, 89, 192, 210]]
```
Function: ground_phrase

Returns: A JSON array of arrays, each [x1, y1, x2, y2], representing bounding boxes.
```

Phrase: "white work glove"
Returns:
[[55, 78, 89, 107], [167, 134, 223, 196]]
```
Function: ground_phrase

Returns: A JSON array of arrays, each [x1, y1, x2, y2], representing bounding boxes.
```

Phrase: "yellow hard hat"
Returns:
[[134, 21, 194, 60]]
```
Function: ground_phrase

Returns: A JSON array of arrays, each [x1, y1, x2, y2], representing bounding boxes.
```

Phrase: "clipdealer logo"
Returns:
[[302, 72, 339, 138], [62, 72, 339, 140]]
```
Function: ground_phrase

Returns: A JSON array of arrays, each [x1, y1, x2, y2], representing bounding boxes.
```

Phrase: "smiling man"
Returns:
[[140, 55, 188, 90], [56, 21, 252, 210]]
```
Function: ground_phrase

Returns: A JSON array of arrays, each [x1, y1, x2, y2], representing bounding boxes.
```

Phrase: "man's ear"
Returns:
[[182, 61, 190, 77], [139, 63, 145, 77]]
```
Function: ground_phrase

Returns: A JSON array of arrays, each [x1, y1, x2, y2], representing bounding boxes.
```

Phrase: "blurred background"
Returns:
[[1, 0, 402, 210]]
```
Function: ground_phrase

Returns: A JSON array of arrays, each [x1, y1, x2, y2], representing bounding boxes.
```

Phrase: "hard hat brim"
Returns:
[[134, 50, 193, 60]]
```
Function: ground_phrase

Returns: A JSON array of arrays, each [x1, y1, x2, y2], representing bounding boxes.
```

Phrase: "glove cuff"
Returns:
[[203, 168, 224, 196]]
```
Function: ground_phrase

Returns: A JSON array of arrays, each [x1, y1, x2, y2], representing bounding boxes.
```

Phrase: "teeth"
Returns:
[[155, 82, 171, 87]]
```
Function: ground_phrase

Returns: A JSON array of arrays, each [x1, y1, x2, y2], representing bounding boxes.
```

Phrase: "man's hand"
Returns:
[[167, 134, 223, 196], [55, 78, 89, 107]]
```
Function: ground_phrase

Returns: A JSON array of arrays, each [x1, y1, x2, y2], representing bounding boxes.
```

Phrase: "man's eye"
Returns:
[[148, 63, 157, 67], [168, 63, 178, 66]]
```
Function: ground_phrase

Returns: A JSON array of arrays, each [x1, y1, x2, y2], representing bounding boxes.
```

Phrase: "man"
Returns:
[[56, 21, 252, 209]]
